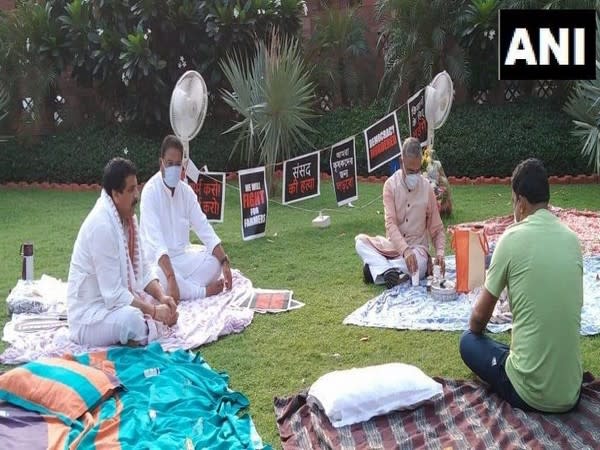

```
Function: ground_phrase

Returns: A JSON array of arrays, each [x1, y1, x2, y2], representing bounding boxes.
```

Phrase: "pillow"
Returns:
[[0, 357, 121, 424], [307, 363, 443, 428]]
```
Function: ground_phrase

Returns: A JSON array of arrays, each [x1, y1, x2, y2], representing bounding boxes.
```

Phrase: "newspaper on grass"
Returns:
[[234, 288, 304, 314]]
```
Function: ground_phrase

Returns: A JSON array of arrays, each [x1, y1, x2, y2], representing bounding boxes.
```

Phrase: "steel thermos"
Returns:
[[21, 242, 34, 281]]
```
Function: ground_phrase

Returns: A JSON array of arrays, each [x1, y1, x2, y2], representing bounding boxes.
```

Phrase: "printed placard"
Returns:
[[238, 167, 268, 241], [197, 172, 225, 223], [407, 89, 428, 147], [282, 151, 320, 205], [363, 112, 402, 172], [330, 137, 358, 206]]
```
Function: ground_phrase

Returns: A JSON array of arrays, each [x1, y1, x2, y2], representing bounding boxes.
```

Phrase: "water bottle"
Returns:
[[433, 264, 442, 283], [21, 242, 34, 281], [144, 367, 160, 378]]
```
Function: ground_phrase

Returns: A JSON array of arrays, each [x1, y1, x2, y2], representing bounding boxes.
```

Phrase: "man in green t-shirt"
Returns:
[[460, 158, 583, 413]]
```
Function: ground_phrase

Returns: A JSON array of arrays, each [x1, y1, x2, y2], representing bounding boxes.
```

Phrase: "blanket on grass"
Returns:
[[1, 270, 255, 364], [343, 256, 600, 335], [452, 206, 600, 256], [274, 373, 600, 450], [0, 343, 269, 449]]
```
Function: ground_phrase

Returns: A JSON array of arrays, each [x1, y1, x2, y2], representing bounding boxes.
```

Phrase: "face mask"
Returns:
[[405, 173, 420, 190], [163, 165, 181, 188]]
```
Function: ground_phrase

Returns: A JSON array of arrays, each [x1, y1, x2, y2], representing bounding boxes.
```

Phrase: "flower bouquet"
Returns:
[[421, 147, 452, 217]]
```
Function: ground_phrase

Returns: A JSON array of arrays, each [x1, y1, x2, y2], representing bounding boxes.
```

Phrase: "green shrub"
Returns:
[[0, 121, 240, 184], [436, 98, 592, 177], [311, 98, 591, 177], [0, 98, 591, 183]]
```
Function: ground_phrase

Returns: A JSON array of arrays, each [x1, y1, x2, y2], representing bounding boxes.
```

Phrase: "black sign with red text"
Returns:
[[282, 151, 320, 205], [407, 89, 428, 147], [238, 167, 268, 241], [330, 137, 358, 206], [197, 172, 225, 223]]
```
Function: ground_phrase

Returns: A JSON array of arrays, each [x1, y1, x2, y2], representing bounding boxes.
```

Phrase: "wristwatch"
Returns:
[[220, 254, 230, 266]]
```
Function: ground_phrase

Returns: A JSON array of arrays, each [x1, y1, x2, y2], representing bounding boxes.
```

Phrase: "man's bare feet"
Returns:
[[206, 279, 225, 297]]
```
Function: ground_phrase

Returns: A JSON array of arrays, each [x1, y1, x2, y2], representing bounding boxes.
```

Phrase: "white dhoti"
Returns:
[[69, 306, 148, 346], [355, 237, 429, 285], [158, 245, 221, 300]]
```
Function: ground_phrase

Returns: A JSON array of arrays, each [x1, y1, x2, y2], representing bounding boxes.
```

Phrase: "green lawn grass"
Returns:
[[1, 181, 600, 448]]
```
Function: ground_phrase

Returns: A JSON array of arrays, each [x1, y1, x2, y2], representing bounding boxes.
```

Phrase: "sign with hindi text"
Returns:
[[363, 112, 402, 172], [407, 89, 428, 147], [238, 167, 268, 241], [330, 137, 358, 206], [197, 172, 225, 223], [282, 151, 320, 205]]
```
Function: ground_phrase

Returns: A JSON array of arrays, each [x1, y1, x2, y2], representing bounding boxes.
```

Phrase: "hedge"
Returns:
[[0, 121, 241, 184], [435, 99, 592, 177], [0, 98, 592, 184]]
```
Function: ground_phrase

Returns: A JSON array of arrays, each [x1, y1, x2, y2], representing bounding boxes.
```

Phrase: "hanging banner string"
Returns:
[[197, 171, 385, 215], [191, 99, 411, 219], [228, 100, 409, 171]]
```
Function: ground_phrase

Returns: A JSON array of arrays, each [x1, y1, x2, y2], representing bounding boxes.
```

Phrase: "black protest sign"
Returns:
[[197, 172, 226, 223], [407, 89, 428, 147], [330, 137, 358, 206], [282, 151, 320, 205], [363, 112, 402, 172], [238, 167, 268, 241]]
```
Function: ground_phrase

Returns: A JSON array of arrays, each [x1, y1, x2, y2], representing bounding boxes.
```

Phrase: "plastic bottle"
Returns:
[[144, 367, 160, 378]]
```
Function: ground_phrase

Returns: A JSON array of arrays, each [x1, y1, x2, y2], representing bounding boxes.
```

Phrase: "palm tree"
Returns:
[[0, 81, 9, 124], [377, 0, 469, 110], [563, 14, 600, 175], [220, 30, 316, 190], [457, 0, 500, 94], [503, 0, 599, 8], [0, 3, 61, 132], [306, 7, 370, 107]]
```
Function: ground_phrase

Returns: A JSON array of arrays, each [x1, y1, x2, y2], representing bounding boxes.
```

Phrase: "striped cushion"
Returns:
[[0, 357, 121, 424]]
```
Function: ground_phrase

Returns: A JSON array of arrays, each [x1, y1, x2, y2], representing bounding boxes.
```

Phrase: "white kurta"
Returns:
[[67, 191, 157, 345], [140, 172, 222, 300]]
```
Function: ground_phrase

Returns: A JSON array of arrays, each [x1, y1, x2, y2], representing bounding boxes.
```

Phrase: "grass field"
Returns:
[[1, 181, 600, 448]]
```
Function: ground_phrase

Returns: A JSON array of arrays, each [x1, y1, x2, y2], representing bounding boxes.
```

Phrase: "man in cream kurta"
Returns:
[[355, 137, 446, 288], [67, 158, 177, 347], [140, 135, 232, 302]]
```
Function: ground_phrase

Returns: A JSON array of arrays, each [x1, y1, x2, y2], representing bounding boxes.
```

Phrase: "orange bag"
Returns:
[[451, 225, 489, 293]]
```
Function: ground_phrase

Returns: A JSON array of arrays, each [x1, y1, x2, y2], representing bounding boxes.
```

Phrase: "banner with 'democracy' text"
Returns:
[[238, 167, 268, 241], [363, 112, 402, 172]]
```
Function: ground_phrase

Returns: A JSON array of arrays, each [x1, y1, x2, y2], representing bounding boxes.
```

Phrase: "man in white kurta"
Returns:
[[67, 158, 177, 346], [139, 135, 232, 302]]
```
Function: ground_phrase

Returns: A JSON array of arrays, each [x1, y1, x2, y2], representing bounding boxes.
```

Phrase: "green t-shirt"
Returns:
[[485, 208, 583, 412]]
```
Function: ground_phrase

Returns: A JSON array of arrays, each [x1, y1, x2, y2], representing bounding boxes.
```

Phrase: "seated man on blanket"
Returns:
[[139, 135, 232, 302], [67, 158, 178, 347], [460, 158, 583, 413], [355, 137, 446, 289]]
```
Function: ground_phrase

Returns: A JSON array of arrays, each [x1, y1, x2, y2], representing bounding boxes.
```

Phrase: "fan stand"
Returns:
[[182, 139, 190, 179]]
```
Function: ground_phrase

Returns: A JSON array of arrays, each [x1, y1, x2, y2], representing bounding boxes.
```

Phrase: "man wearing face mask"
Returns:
[[67, 158, 178, 347], [460, 158, 583, 413], [139, 135, 231, 303], [355, 137, 446, 289]]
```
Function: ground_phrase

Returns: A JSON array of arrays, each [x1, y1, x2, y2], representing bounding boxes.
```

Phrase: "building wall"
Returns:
[[0, 0, 15, 11]]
